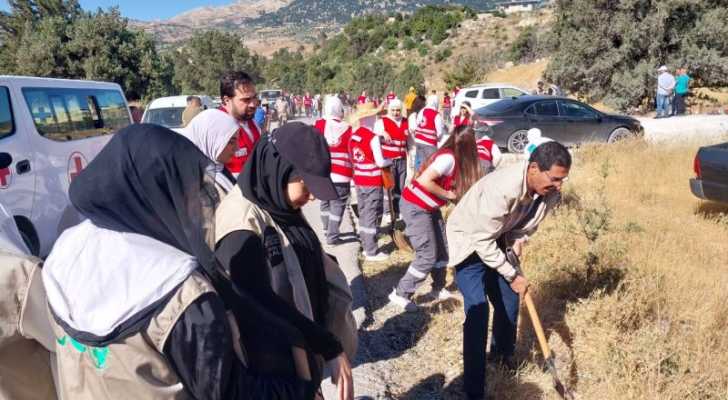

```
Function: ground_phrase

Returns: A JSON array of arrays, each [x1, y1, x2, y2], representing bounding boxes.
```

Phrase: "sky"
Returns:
[[0, 0, 234, 21]]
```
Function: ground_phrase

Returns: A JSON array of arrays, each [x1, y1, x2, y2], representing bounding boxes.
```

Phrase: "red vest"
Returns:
[[454, 115, 470, 128], [304, 96, 313, 106], [443, 96, 452, 108], [349, 127, 383, 187], [358, 96, 367, 105], [414, 108, 439, 147], [477, 137, 496, 163], [380, 117, 408, 160], [402, 149, 457, 212], [314, 118, 353, 181], [220, 106, 261, 175]]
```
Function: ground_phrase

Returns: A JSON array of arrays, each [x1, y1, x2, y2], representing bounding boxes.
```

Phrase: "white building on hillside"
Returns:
[[496, 0, 545, 14]]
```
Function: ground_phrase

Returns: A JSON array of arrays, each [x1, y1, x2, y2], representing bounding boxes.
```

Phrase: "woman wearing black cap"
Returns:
[[42, 124, 309, 400], [215, 122, 357, 400]]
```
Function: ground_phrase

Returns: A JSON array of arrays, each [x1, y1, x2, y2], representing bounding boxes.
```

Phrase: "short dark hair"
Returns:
[[529, 141, 572, 171], [186, 95, 201, 104], [219, 71, 254, 99]]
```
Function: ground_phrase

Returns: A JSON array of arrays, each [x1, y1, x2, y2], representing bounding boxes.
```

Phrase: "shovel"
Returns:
[[382, 166, 412, 252], [506, 248, 575, 400]]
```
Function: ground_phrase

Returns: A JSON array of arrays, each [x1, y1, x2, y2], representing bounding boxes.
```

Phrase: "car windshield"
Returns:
[[143, 107, 185, 129], [476, 98, 518, 114], [261, 91, 281, 99]]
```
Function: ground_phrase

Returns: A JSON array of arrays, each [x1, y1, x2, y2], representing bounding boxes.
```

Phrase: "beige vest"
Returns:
[[216, 185, 358, 360], [50, 272, 215, 400], [0, 251, 57, 400]]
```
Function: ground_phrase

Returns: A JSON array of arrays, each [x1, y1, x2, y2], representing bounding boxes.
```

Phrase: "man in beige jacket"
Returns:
[[446, 141, 571, 400]]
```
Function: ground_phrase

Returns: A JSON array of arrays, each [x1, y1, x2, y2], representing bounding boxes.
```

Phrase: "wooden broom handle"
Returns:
[[523, 292, 552, 360]]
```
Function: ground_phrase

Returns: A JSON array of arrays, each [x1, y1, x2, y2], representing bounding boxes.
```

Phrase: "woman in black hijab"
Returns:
[[215, 122, 356, 400], [43, 124, 309, 400]]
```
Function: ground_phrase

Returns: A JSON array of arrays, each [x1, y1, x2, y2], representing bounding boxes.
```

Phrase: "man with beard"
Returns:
[[219, 71, 261, 176]]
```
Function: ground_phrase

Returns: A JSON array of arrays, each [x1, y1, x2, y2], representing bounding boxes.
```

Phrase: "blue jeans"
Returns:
[[656, 94, 670, 117], [455, 253, 520, 397]]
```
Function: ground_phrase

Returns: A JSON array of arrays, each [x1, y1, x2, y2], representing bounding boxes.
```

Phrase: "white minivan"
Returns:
[[141, 95, 216, 133], [0, 76, 131, 256]]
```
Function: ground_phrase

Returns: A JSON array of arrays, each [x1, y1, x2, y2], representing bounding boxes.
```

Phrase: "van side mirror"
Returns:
[[0, 152, 12, 169]]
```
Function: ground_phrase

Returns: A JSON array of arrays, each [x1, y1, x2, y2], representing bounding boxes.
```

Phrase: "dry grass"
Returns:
[[359, 138, 728, 399]]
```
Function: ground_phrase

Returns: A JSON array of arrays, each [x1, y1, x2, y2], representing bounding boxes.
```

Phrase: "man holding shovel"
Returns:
[[446, 139, 571, 400]]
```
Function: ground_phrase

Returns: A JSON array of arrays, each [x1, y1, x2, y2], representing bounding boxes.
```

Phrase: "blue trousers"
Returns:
[[455, 253, 520, 397], [656, 94, 670, 117]]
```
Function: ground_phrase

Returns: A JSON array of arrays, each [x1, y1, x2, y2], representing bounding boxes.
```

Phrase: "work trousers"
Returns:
[[414, 143, 437, 172], [656, 94, 671, 117], [383, 157, 407, 217], [395, 199, 448, 297], [320, 183, 351, 244], [356, 186, 383, 255], [455, 253, 520, 398]]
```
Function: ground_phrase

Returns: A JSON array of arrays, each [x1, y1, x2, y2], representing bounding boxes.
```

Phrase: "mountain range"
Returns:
[[133, 0, 497, 48]]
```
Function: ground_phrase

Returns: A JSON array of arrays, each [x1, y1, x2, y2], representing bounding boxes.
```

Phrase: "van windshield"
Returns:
[[143, 107, 185, 129], [261, 91, 281, 99]]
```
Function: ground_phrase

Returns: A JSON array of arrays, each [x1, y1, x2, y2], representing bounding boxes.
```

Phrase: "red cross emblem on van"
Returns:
[[68, 152, 87, 183]]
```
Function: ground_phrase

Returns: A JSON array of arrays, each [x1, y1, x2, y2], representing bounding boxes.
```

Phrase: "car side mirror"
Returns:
[[0, 152, 12, 169]]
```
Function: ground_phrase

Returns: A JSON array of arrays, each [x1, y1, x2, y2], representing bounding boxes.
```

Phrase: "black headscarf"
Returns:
[[68, 123, 304, 347], [239, 136, 329, 325]]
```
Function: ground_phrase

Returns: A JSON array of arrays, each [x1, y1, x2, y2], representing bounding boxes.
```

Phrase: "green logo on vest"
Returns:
[[57, 335, 110, 370]]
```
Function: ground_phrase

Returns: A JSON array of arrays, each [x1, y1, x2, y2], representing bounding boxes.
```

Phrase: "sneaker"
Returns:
[[432, 288, 455, 300], [364, 252, 389, 262], [388, 289, 418, 312]]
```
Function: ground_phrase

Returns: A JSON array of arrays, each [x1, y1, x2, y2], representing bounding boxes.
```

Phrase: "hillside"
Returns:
[[132, 0, 497, 48]]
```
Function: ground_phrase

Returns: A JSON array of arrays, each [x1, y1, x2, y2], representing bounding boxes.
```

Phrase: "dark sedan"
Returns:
[[472, 96, 643, 152], [691, 142, 728, 204]]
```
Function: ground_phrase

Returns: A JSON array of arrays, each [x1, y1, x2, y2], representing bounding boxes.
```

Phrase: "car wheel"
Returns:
[[607, 127, 633, 143], [507, 130, 529, 153]]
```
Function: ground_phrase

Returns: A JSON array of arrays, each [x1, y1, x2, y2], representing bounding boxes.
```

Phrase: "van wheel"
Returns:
[[14, 216, 40, 256], [608, 127, 633, 143], [507, 130, 529, 153]]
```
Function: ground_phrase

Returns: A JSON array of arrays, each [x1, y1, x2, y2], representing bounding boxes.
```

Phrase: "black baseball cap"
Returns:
[[270, 122, 338, 201]]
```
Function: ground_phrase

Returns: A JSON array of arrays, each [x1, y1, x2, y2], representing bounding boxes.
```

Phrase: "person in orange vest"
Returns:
[[218, 71, 261, 176], [349, 103, 390, 262], [388, 125, 484, 312], [413, 94, 446, 171], [373, 99, 408, 217], [314, 96, 354, 245], [476, 134, 502, 173]]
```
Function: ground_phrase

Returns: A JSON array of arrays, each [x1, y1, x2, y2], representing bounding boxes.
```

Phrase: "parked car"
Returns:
[[141, 95, 216, 132], [472, 95, 643, 152], [690, 142, 728, 204], [452, 83, 528, 116], [0, 75, 132, 256], [260, 89, 283, 107]]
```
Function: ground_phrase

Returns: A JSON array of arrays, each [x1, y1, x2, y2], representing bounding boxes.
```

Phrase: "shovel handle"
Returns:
[[523, 292, 552, 360]]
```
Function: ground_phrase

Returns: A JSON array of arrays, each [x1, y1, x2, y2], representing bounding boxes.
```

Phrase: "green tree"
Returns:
[[509, 25, 538, 63], [174, 30, 262, 95], [546, 0, 728, 111]]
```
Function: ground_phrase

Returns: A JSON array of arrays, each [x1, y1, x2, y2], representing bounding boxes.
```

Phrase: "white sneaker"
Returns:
[[364, 252, 389, 262], [388, 289, 418, 312], [432, 288, 455, 300]]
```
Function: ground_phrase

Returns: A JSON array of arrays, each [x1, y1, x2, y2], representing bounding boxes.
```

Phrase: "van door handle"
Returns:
[[16, 159, 31, 174]]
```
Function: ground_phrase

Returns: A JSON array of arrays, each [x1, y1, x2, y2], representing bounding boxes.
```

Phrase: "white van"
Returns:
[[141, 95, 216, 132], [0, 76, 131, 256]]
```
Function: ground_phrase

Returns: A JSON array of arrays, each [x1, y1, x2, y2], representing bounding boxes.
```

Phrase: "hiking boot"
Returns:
[[388, 289, 418, 312], [364, 252, 389, 262]]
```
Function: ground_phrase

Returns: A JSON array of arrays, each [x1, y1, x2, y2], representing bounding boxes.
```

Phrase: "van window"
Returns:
[[464, 90, 478, 98], [501, 88, 525, 98], [22, 88, 130, 141], [0, 87, 14, 140]]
